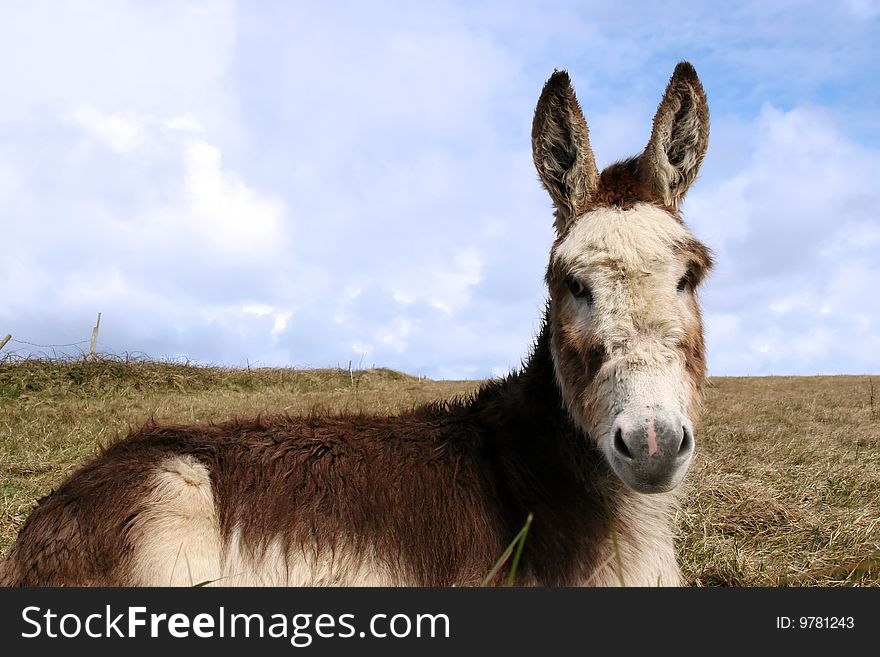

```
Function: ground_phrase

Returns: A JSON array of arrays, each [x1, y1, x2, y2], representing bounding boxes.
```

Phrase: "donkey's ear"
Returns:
[[639, 61, 709, 209], [532, 70, 598, 235]]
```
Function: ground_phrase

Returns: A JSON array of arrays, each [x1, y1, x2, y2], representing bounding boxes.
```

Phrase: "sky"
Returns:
[[1, 0, 878, 379]]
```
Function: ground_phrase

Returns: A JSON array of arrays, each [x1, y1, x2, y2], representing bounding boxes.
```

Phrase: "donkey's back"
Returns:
[[1, 411, 506, 587]]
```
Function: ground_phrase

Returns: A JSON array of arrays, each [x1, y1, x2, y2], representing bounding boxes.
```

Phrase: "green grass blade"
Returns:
[[505, 512, 533, 587], [481, 513, 534, 587]]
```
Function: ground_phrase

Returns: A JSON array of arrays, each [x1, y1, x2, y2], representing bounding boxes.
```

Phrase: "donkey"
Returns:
[[1, 62, 711, 587]]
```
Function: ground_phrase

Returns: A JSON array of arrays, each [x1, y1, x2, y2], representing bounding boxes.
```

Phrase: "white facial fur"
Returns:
[[550, 203, 702, 452]]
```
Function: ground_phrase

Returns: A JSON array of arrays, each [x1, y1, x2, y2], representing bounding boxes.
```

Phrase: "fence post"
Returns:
[[0, 334, 11, 352], [87, 313, 101, 361]]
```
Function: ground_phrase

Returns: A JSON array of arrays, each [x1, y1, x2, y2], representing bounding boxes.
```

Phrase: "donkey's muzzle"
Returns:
[[606, 408, 694, 493]]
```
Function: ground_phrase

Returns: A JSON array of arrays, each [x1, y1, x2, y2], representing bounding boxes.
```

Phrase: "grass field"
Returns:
[[1, 357, 878, 586]]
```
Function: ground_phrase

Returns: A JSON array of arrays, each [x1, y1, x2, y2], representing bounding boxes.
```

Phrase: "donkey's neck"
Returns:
[[464, 312, 627, 584], [472, 311, 590, 460]]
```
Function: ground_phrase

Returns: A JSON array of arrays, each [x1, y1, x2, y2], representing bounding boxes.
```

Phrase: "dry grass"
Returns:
[[680, 376, 880, 586], [1, 357, 878, 586]]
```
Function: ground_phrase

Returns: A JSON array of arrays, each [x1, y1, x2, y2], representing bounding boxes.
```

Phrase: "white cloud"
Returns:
[[690, 104, 880, 375], [179, 138, 286, 256], [241, 305, 293, 338], [67, 107, 146, 153], [0, 98, 293, 364], [392, 247, 484, 316]]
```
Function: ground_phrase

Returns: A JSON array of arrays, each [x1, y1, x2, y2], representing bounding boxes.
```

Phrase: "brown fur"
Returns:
[[588, 158, 676, 215]]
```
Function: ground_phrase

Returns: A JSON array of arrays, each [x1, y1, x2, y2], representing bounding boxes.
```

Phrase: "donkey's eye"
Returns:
[[677, 265, 698, 292], [565, 275, 593, 304]]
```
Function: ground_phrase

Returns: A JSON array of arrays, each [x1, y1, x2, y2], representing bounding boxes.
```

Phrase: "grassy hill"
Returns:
[[1, 357, 878, 585]]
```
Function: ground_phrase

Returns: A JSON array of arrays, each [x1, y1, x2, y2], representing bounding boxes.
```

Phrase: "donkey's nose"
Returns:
[[612, 418, 692, 460], [608, 408, 694, 493]]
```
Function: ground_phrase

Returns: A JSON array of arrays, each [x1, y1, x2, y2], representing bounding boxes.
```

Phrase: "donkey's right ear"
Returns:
[[532, 70, 599, 235]]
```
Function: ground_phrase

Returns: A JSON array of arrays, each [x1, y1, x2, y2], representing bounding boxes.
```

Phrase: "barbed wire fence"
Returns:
[[0, 336, 90, 359], [0, 333, 195, 368], [0, 313, 126, 364]]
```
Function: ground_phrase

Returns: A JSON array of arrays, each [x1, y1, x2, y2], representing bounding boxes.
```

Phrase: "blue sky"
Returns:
[[1, 1, 878, 378]]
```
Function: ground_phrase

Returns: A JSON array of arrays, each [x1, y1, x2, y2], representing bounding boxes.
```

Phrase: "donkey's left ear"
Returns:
[[639, 62, 709, 209]]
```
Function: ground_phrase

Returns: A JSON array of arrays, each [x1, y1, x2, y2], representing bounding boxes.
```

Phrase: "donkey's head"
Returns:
[[533, 62, 712, 494]]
